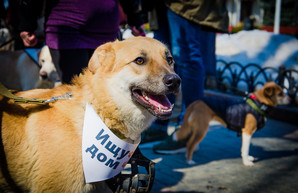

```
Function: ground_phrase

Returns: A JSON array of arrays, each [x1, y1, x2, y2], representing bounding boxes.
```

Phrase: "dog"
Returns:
[[37, 45, 60, 88], [0, 37, 180, 192], [157, 82, 290, 166], [0, 45, 58, 91]]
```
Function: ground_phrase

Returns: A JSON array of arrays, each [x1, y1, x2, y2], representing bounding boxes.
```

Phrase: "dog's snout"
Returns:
[[40, 71, 48, 79], [163, 74, 181, 91]]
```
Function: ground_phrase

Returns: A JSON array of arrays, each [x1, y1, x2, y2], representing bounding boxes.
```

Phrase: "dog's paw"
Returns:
[[248, 155, 255, 162], [187, 160, 196, 165], [242, 158, 254, 166]]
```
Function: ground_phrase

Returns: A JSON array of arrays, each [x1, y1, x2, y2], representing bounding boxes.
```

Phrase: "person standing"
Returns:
[[152, 0, 229, 152]]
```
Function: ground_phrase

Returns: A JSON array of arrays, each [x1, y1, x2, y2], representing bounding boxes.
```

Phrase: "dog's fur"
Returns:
[[0, 45, 58, 91], [0, 37, 180, 192], [174, 82, 290, 166]]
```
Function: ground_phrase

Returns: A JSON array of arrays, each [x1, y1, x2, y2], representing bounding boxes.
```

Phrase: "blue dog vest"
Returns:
[[202, 96, 266, 135]]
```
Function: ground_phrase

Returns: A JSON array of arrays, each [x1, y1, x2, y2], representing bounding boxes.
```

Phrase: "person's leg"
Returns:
[[167, 8, 205, 115], [152, 9, 209, 153], [200, 32, 217, 89], [153, 3, 171, 49], [200, 32, 216, 77], [151, 4, 173, 129], [49, 48, 94, 84], [141, 6, 172, 144]]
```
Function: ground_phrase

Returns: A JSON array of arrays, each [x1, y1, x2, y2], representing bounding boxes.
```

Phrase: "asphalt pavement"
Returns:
[[139, 118, 298, 193]]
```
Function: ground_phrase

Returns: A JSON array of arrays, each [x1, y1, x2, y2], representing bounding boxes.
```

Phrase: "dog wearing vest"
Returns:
[[164, 82, 290, 166], [0, 37, 180, 192]]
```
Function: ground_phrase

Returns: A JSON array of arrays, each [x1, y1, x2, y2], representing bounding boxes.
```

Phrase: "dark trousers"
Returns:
[[49, 48, 94, 84]]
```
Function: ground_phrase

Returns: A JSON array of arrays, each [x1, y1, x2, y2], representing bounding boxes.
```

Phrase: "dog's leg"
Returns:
[[241, 114, 257, 166], [175, 122, 198, 165], [177, 101, 215, 165], [186, 132, 203, 165], [241, 132, 254, 166], [185, 119, 210, 165]]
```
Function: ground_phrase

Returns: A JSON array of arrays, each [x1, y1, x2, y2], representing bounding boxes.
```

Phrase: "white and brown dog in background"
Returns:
[[155, 82, 290, 166]]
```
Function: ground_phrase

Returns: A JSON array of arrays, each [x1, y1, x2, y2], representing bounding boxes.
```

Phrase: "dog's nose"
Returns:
[[40, 71, 48, 80], [163, 74, 181, 91]]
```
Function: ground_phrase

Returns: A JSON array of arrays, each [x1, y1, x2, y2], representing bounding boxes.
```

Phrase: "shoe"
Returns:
[[141, 126, 168, 144], [153, 133, 188, 154]]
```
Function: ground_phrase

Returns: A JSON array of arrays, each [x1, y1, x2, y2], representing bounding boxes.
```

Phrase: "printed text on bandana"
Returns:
[[85, 129, 134, 169], [82, 103, 139, 183]]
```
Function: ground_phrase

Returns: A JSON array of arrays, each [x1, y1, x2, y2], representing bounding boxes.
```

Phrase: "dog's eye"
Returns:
[[167, 57, 174, 65], [135, 57, 145, 65]]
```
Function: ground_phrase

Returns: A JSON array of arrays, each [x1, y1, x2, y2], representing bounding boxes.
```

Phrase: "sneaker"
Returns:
[[153, 133, 188, 154], [141, 126, 168, 144]]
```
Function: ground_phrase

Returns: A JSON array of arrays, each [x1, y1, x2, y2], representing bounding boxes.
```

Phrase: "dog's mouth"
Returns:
[[131, 88, 174, 119]]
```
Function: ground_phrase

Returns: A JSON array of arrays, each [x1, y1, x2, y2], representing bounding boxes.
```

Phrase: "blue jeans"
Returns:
[[151, 5, 173, 130], [167, 9, 216, 110]]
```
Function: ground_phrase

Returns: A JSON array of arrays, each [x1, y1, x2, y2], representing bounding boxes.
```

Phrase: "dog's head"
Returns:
[[254, 82, 291, 106], [37, 45, 59, 88], [88, 37, 181, 121]]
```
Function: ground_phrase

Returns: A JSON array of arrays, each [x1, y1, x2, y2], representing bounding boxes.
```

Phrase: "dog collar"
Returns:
[[249, 94, 258, 100], [82, 102, 140, 183]]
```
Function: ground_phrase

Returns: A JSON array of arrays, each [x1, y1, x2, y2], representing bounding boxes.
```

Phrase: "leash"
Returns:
[[0, 82, 71, 104], [216, 81, 249, 96]]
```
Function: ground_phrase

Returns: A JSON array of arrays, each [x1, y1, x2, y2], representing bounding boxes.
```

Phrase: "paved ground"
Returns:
[[139, 119, 298, 193]]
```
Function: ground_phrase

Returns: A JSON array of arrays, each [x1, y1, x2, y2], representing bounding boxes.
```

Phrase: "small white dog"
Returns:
[[36, 45, 60, 88], [0, 45, 58, 90]]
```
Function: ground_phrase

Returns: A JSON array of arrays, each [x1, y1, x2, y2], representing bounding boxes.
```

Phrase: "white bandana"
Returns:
[[82, 102, 140, 183]]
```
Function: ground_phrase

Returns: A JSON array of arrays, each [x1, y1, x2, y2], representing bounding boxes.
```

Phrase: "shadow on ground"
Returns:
[[140, 119, 298, 192]]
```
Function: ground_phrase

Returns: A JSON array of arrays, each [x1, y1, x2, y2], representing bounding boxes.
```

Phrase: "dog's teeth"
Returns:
[[170, 104, 174, 110], [142, 91, 150, 101], [159, 105, 161, 111]]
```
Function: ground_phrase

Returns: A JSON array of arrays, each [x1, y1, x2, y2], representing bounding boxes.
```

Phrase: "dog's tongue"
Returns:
[[146, 93, 171, 109]]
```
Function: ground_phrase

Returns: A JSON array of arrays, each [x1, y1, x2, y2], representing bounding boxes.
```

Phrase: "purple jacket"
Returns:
[[19, 0, 120, 49], [45, 0, 120, 49]]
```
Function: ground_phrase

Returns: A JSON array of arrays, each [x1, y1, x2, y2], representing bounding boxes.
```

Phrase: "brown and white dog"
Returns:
[[0, 37, 180, 192], [0, 45, 58, 91], [158, 82, 290, 166]]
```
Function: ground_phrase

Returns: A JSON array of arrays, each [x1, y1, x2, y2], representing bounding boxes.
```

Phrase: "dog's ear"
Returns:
[[264, 86, 274, 97], [88, 42, 116, 73]]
